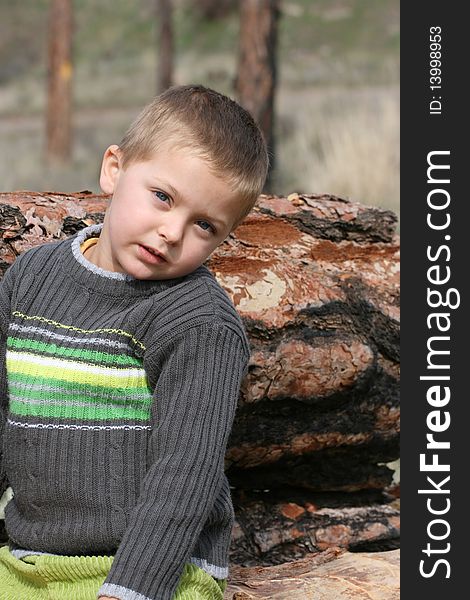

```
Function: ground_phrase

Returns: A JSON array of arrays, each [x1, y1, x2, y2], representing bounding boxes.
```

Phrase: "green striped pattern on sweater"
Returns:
[[6, 312, 153, 422]]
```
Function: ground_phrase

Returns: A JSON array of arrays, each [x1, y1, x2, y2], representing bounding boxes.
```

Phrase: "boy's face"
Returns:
[[90, 144, 243, 280]]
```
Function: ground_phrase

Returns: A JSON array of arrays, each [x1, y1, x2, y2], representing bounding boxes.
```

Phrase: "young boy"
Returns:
[[0, 85, 268, 600]]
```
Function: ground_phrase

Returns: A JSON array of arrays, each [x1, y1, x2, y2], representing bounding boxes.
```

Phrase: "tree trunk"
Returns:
[[215, 193, 399, 493], [225, 548, 400, 599], [191, 0, 236, 19], [156, 0, 174, 93], [46, 0, 73, 164], [230, 486, 399, 565], [235, 0, 279, 183]]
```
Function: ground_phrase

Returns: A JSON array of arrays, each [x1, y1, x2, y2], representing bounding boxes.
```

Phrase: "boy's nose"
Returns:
[[158, 217, 184, 245]]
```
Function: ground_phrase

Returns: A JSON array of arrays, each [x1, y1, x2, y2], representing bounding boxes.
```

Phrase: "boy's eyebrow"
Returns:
[[154, 178, 229, 228]]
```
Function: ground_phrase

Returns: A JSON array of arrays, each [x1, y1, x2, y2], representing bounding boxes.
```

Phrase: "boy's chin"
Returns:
[[124, 262, 193, 281], [120, 252, 205, 281]]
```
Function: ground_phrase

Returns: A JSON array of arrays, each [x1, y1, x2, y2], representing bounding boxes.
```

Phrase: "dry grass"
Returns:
[[274, 85, 399, 218]]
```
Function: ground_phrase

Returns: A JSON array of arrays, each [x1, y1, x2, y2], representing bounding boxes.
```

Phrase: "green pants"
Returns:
[[0, 546, 227, 600]]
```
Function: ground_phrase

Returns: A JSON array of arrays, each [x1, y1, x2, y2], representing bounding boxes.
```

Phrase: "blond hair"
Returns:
[[118, 85, 269, 227]]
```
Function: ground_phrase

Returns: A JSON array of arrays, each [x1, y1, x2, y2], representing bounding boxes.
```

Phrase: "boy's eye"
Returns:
[[197, 220, 216, 234], [154, 190, 170, 204], [152, 190, 215, 234]]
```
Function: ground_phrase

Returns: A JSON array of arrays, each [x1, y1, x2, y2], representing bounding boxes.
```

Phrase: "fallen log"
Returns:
[[224, 547, 400, 599], [0, 190, 400, 578], [0, 191, 399, 493], [1, 190, 399, 591], [230, 488, 399, 564], [220, 194, 399, 492]]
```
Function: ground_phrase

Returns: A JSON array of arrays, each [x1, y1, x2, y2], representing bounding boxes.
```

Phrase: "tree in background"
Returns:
[[156, 0, 174, 93], [235, 0, 280, 187], [46, 0, 73, 164], [191, 0, 237, 20]]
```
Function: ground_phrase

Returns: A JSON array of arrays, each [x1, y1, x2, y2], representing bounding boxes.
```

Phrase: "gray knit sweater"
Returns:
[[0, 224, 250, 600]]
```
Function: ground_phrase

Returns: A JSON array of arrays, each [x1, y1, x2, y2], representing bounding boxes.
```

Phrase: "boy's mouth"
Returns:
[[139, 244, 168, 263]]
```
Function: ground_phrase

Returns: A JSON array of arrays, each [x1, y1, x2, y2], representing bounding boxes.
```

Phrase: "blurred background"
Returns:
[[0, 0, 399, 218]]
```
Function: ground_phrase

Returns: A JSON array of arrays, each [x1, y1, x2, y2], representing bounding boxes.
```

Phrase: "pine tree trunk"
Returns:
[[230, 486, 399, 565], [236, 0, 280, 182], [225, 548, 400, 599], [156, 0, 174, 93], [191, 0, 236, 19], [46, 0, 73, 164]]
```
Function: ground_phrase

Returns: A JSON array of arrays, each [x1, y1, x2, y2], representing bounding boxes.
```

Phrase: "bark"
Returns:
[[224, 548, 400, 599], [0, 191, 106, 274], [0, 191, 400, 494], [230, 487, 399, 565], [191, 0, 237, 19], [215, 193, 399, 491], [46, 0, 73, 164], [236, 0, 280, 180], [156, 0, 174, 93]]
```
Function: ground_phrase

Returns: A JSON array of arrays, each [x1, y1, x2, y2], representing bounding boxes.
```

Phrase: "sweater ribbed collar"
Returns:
[[60, 223, 210, 297]]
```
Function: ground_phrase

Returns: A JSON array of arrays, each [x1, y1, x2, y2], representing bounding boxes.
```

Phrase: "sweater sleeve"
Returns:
[[0, 260, 21, 499], [98, 321, 249, 600]]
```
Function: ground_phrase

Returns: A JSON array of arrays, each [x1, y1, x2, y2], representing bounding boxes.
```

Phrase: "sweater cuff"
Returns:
[[98, 583, 152, 600]]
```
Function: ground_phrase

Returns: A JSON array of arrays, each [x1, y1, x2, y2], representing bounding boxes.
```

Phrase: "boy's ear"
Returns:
[[99, 145, 122, 195]]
